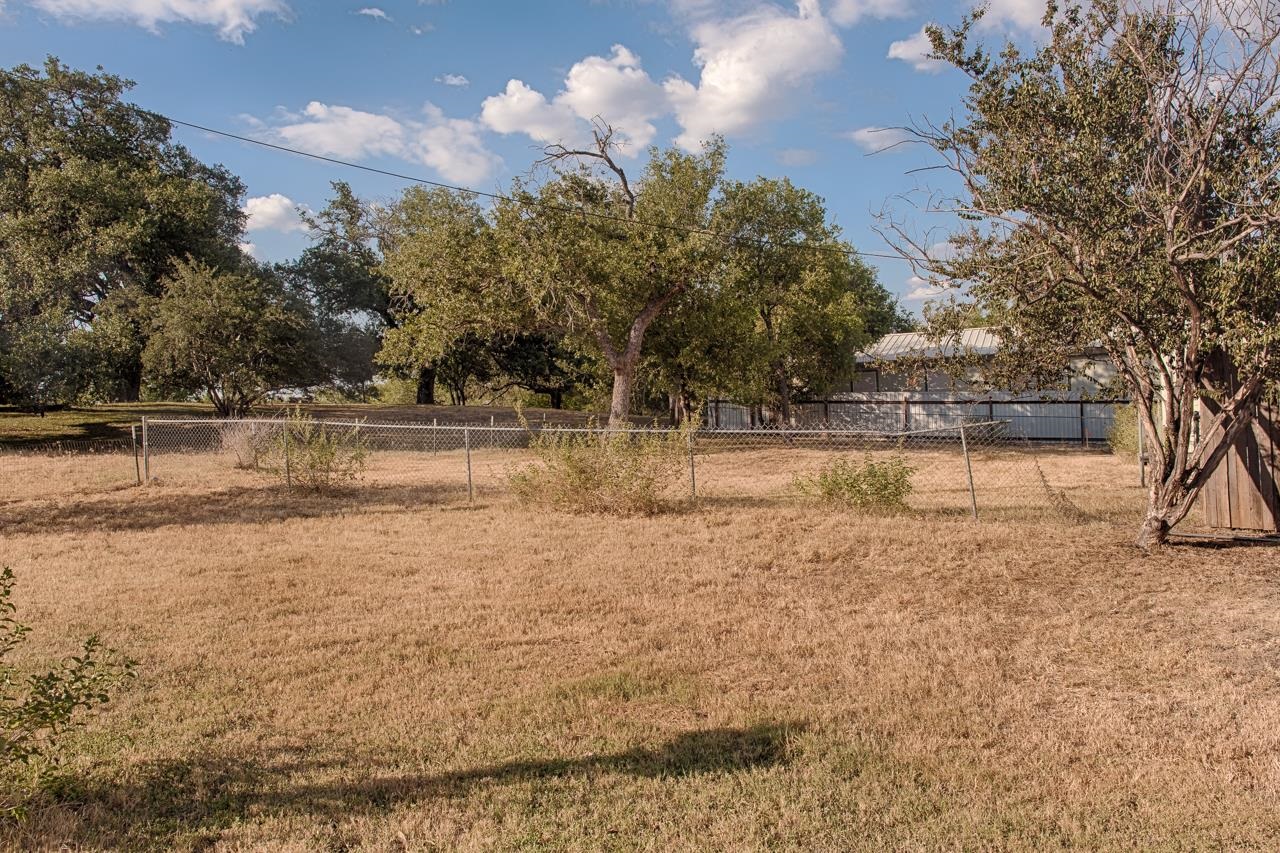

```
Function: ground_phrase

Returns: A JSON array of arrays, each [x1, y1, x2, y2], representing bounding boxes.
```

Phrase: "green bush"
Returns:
[[260, 409, 368, 491], [508, 422, 692, 516], [1108, 403, 1140, 457], [795, 453, 915, 512], [0, 568, 134, 813]]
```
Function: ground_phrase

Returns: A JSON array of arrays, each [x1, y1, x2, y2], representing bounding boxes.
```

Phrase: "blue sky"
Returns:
[[0, 0, 1046, 308]]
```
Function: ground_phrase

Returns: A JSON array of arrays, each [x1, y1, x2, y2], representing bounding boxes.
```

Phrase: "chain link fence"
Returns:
[[124, 416, 1144, 522]]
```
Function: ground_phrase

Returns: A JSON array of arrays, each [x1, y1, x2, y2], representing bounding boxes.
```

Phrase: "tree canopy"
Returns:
[[891, 0, 1280, 547], [0, 58, 246, 405]]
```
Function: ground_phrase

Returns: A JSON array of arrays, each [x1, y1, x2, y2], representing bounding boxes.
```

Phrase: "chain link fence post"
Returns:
[[960, 422, 978, 519], [464, 427, 474, 503], [141, 416, 151, 483], [688, 428, 697, 500], [283, 422, 292, 491], [131, 424, 141, 486]]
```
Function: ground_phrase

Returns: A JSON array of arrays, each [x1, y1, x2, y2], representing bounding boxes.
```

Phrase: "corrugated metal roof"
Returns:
[[857, 327, 1001, 363]]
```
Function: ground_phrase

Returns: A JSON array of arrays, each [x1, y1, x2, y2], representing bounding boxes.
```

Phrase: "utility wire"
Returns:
[[0, 66, 903, 262], [156, 114, 904, 261]]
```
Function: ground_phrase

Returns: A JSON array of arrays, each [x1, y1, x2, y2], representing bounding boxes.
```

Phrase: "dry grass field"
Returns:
[[1, 447, 1278, 850]]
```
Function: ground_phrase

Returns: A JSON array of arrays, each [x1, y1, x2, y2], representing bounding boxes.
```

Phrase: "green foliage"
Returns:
[[0, 57, 246, 406], [1107, 404, 1140, 458], [908, 2, 1280, 546], [795, 454, 915, 512], [0, 568, 134, 811], [705, 176, 902, 420], [143, 259, 316, 418], [508, 422, 694, 516], [260, 409, 367, 491]]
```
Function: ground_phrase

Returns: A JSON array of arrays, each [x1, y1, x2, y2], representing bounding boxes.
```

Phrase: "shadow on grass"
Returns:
[[0, 482, 460, 536], [36, 723, 802, 847]]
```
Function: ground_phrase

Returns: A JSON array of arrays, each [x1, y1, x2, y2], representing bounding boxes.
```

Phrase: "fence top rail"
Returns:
[[140, 417, 1010, 438]]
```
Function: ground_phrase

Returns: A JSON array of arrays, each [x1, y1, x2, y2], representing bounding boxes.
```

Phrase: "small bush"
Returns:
[[794, 453, 915, 512], [260, 409, 368, 491], [0, 567, 134, 814], [508, 422, 692, 516], [1108, 403, 1140, 457], [221, 422, 272, 470]]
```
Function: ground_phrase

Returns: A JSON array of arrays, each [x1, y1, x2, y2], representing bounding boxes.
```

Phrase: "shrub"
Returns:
[[221, 421, 272, 470], [1107, 403, 1140, 457], [0, 567, 134, 813], [794, 453, 915, 512], [508, 422, 692, 516], [260, 409, 368, 491]]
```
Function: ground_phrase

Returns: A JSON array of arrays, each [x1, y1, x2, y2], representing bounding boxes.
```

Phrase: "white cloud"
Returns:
[[355, 6, 390, 21], [828, 0, 911, 27], [845, 125, 913, 152], [558, 45, 668, 150], [480, 80, 581, 146], [436, 73, 469, 87], [905, 274, 952, 300], [272, 102, 406, 160], [29, 0, 289, 43], [887, 26, 946, 73], [238, 241, 259, 259], [480, 45, 667, 152], [776, 147, 818, 166], [408, 103, 502, 185], [257, 101, 500, 184], [243, 193, 309, 233], [664, 0, 844, 150], [978, 0, 1045, 31]]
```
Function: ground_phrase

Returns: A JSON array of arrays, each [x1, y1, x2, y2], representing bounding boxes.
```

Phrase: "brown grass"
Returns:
[[0, 449, 1277, 850]]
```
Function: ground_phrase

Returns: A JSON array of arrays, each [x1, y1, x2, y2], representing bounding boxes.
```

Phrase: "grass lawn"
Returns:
[[0, 403, 591, 448], [0, 452, 1277, 850]]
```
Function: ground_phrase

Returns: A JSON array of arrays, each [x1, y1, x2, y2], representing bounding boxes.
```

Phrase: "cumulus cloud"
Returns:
[[905, 274, 950, 300], [480, 80, 580, 146], [243, 193, 309, 233], [828, 0, 911, 27], [272, 102, 407, 160], [355, 6, 389, 20], [845, 125, 913, 152], [664, 0, 843, 150], [29, 0, 290, 43], [408, 103, 502, 185], [238, 241, 259, 259], [557, 45, 669, 150], [978, 0, 1046, 31], [256, 101, 500, 184], [480, 45, 667, 152], [887, 26, 946, 72], [436, 73, 469, 87]]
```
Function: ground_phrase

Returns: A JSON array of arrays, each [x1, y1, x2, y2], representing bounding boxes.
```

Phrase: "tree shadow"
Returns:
[[0, 482, 459, 537], [1170, 531, 1280, 550], [44, 723, 802, 847]]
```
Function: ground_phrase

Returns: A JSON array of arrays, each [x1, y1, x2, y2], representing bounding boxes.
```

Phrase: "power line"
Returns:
[[0, 66, 904, 262], [156, 114, 903, 262]]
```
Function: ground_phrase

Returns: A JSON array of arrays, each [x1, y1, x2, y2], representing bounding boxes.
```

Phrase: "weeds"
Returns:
[[794, 453, 915, 512], [508, 420, 693, 516], [259, 408, 367, 491]]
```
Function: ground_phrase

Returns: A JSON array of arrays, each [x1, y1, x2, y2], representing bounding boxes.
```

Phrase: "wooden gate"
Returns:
[[1199, 359, 1279, 532]]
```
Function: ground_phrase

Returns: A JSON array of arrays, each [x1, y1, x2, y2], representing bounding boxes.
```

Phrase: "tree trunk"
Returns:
[[121, 357, 144, 403], [549, 388, 563, 410], [415, 366, 436, 405], [1135, 509, 1172, 550], [608, 365, 634, 429]]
